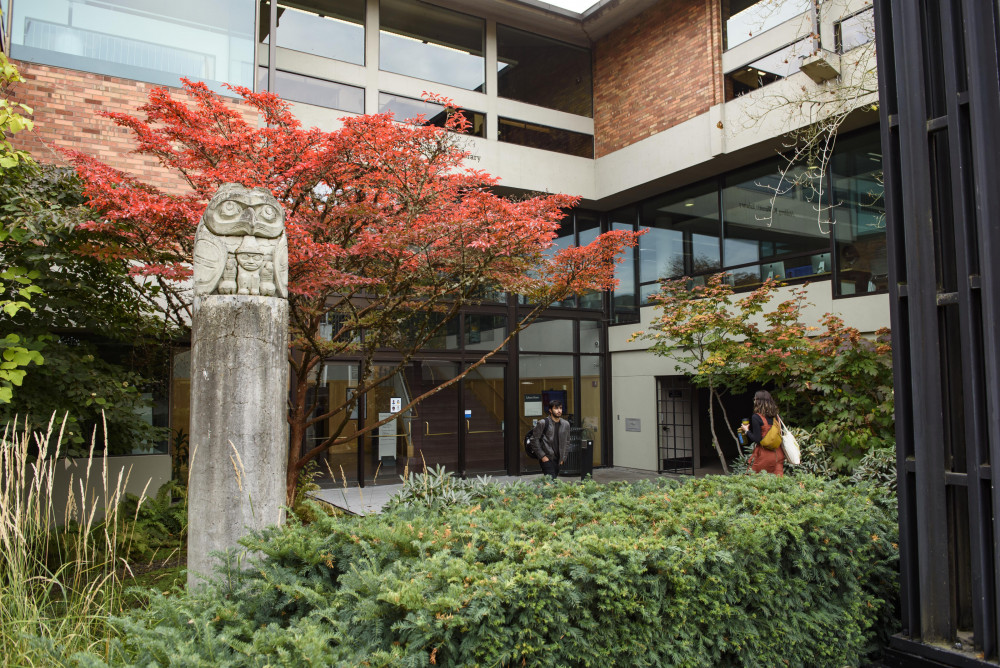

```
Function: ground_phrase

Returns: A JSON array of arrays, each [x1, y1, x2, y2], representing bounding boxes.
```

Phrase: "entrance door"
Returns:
[[656, 377, 696, 475], [403, 362, 459, 472], [462, 364, 505, 475]]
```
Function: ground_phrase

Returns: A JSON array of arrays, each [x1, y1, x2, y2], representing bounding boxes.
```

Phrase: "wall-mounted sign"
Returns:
[[524, 393, 542, 416], [390, 397, 401, 413], [464, 409, 472, 418], [625, 418, 641, 432], [378, 412, 397, 458]]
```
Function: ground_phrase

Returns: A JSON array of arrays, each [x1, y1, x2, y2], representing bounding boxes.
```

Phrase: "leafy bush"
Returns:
[[383, 464, 502, 511], [852, 445, 897, 494], [85, 474, 898, 667]]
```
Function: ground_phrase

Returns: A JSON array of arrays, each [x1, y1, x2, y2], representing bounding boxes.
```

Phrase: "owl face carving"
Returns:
[[193, 184, 288, 298], [202, 184, 284, 239]]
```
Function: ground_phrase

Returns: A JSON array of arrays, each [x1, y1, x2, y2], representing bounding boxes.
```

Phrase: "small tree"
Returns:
[[69, 81, 639, 503], [0, 162, 170, 452], [631, 274, 784, 472], [636, 272, 893, 471], [0, 52, 42, 403]]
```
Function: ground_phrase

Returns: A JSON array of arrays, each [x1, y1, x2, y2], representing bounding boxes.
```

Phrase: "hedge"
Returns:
[[73, 474, 898, 668]]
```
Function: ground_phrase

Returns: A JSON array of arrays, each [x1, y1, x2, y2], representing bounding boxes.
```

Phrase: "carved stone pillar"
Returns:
[[187, 184, 289, 588]]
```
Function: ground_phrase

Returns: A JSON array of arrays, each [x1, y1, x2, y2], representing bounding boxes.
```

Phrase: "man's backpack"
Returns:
[[524, 418, 548, 459], [759, 414, 782, 450]]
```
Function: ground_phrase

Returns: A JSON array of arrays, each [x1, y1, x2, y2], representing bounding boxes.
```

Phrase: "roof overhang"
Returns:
[[423, 0, 663, 46]]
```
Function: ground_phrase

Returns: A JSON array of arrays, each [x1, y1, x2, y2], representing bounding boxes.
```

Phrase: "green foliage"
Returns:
[[384, 463, 502, 511], [0, 162, 171, 453], [0, 52, 33, 168], [851, 445, 897, 494], [82, 474, 898, 667]]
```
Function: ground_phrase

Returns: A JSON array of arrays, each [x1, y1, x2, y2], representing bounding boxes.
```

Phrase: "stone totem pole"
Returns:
[[187, 184, 289, 587]]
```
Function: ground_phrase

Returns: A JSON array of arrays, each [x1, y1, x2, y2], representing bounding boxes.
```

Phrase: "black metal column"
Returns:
[[877, 0, 1000, 664]]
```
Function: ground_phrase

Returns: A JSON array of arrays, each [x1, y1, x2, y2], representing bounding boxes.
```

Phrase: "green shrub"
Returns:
[[383, 464, 503, 512], [84, 474, 898, 668]]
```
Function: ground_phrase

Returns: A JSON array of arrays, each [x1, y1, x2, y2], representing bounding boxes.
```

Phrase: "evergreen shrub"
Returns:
[[88, 475, 898, 668]]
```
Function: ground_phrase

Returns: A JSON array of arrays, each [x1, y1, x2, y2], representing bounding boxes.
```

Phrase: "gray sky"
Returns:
[[545, 0, 599, 12]]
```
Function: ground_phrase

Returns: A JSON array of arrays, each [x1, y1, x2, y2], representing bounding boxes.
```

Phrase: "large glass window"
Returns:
[[835, 8, 874, 54], [378, 92, 486, 138], [518, 353, 574, 474], [640, 180, 721, 299], [726, 37, 813, 98], [725, 0, 811, 50], [258, 67, 364, 113], [496, 24, 592, 117], [379, 0, 484, 91], [498, 118, 594, 158], [610, 208, 638, 324], [577, 211, 603, 309], [721, 161, 831, 286], [464, 314, 506, 351], [830, 128, 887, 296], [260, 0, 364, 66], [12, 0, 254, 93]]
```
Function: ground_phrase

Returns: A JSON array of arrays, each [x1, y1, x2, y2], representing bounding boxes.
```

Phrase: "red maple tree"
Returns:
[[69, 80, 639, 503]]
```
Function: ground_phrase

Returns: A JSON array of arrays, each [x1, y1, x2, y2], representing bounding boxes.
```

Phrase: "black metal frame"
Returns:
[[876, 1, 1000, 664]]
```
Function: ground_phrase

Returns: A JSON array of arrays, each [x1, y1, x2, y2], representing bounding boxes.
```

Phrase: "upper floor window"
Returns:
[[11, 0, 254, 93], [496, 24, 592, 117], [378, 92, 486, 138], [724, 0, 811, 50], [260, 0, 365, 66], [835, 7, 874, 54], [498, 117, 594, 158], [379, 0, 484, 92], [258, 67, 364, 113]]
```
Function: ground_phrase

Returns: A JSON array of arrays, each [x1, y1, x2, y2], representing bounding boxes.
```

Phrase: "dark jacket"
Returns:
[[531, 416, 570, 462]]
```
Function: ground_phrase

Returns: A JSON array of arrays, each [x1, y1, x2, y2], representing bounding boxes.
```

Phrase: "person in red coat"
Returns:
[[740, 390, 785, 476]]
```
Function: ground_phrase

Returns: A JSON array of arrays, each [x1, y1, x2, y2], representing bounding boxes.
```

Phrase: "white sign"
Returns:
[[390, 397, 401, 412], [464, 409, 472, 418], [378, 412, 397, 458]]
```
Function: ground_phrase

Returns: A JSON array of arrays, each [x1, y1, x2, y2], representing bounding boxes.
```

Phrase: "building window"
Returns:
[[835, 8, 874, 54], [610, 208, 638, 325], [378, 92, 486, 138], [726, 37, 813, 98], [721, 161, 831, 287], [464, 314, 506, 351], [724, 0, 811, 50], [576, 211, 603, 310], [258, 67, 364, 113], [259, 0, 365, 66], [496, 24, 592, 117], [830, 128, 886, 296], [379, 0, 485, 92], [11, 0, 255, 93], [498, 118, 594, 158], [639, 180, 721, 302]]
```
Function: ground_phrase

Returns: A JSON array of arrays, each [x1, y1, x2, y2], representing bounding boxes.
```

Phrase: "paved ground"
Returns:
[[310, 463, 728, 515]]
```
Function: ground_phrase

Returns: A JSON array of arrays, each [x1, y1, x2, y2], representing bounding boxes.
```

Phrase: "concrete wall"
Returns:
[[608, 281, 891, 471]]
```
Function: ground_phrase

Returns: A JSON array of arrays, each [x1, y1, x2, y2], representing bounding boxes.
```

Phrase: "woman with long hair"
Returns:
[[739, 389, 785, 476]]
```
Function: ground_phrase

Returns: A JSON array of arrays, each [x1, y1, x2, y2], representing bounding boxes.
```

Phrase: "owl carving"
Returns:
[[193, 184, 288, 298]]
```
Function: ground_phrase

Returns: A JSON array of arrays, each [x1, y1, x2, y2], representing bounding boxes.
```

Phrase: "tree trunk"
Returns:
[[707, 383, 730, 474]]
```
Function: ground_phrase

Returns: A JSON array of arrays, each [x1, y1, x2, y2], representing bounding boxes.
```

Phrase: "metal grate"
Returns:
[[656, 377, 694, 475]]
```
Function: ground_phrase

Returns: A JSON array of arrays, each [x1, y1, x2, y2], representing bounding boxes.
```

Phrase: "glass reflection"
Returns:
[[640, 180, 720, 281], [378, 93, 486, 137], [379, 0, 485, 91], [497, 24, 592, 117], [261, 0, 364, 65], [611, 209, 637, 324], [464, 314, 506, 351], [498, 118, 594, 158], [12, 0, 254, 93], [831, 129, 886, 295], [258, 67, 364, 113]]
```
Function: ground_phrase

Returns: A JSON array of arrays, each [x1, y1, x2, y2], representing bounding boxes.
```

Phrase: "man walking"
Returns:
[[531, 399, 570, 479]]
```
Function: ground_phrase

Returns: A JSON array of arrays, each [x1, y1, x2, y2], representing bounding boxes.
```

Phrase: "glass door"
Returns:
[[462, 364, 505, 475], [402, 361, 459, 473]]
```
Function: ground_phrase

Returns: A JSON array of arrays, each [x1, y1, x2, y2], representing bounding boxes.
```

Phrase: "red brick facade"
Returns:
[[593, 0, 724, 157], [9, 61, 256, 191]]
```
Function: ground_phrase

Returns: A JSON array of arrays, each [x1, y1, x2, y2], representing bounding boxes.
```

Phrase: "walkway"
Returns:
[[310, 464, 726, 515]]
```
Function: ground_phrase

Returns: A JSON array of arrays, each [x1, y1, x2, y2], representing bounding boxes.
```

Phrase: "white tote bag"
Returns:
[[780, 418, 801, 466]]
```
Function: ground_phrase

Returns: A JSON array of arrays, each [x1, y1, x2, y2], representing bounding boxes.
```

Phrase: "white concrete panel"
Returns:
[[611, 370, 658, 471], [472, 136, 596, 196]]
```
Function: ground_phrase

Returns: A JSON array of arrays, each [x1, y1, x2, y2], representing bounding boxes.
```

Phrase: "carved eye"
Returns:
[[258, 205, 277, 221], [219, 200, 242, 218]]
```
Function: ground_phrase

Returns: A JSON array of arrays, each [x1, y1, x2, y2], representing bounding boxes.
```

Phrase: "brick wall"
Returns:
[[593, 0, 724, 157], [8, 61, 257, 191]]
